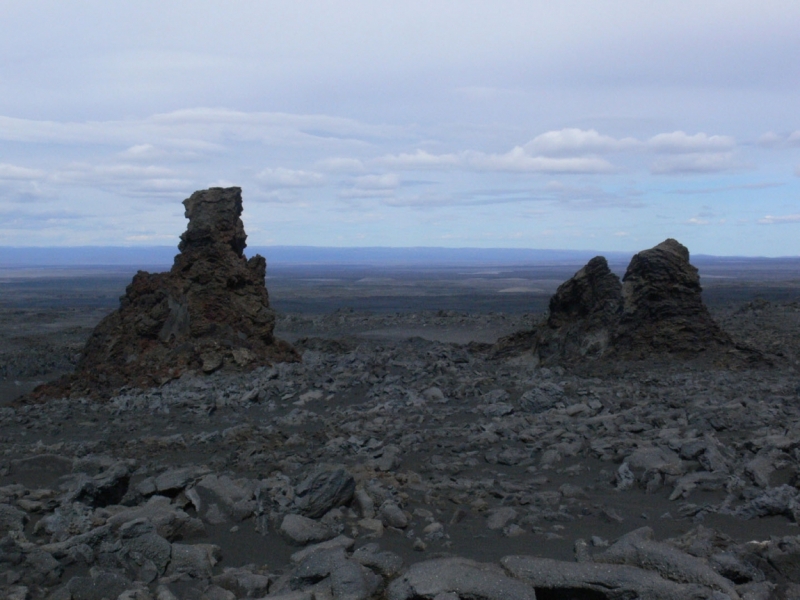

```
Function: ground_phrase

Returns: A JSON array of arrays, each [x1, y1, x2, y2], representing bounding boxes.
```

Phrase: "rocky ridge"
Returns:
[[30, 188, 297, 400]]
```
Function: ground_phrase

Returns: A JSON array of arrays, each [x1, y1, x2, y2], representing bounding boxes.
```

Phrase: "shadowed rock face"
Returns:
[[534, 256, 623, 362], [32, 187, 298, 400], [497, 238, 740, 365], [615, 239, 733, 357]]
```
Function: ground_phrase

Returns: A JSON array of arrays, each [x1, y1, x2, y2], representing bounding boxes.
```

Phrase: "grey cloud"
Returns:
[[0, 109, 402, 150], [650, 153, 742, 175], [256, 167, 325, 188], [0, 163, 47, 180], [380, 182, 642, 210], [315, 157, 367, 173]]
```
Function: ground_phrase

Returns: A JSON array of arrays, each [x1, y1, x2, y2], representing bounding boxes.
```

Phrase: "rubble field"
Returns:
[[1, 300, 800, 599]]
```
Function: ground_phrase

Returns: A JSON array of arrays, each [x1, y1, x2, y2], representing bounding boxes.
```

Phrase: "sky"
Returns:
[[1, 1, 800, 256]]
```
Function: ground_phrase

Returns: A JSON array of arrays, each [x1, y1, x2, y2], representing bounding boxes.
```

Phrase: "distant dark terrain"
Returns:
[[1, 254, 799, 405]]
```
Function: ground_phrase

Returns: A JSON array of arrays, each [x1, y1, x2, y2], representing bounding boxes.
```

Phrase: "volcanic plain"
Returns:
[[1, 246, 800, 599]]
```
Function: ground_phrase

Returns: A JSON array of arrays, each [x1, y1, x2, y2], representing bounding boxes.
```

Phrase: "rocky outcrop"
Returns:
[[30, 187, 297, 400], [495, 238, 743, 364], [533, 255, 622, 361], [615, 238, 733, 358]]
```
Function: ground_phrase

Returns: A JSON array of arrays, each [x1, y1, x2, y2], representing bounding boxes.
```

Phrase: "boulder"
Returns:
[[28, 187, 298, 400], [502, 555, 716, 600], [387, 557, 536, 600], [294, 467, 356, 519]]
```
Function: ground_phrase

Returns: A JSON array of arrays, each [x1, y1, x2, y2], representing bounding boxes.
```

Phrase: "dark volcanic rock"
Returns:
[[30, 187, 297, 400], [496, 238, 744, 364], [614, 238, 733, 357], [534, 255, 622, 362]]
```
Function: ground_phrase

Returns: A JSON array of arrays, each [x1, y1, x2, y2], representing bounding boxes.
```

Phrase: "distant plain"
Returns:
[[1, 253, 799, 404]]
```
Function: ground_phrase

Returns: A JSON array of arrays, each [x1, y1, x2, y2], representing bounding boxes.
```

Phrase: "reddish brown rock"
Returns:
[[30, 187, 297, 400]]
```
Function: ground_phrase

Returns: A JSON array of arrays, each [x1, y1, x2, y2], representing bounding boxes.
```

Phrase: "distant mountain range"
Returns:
[[0, 245, 794, 268]]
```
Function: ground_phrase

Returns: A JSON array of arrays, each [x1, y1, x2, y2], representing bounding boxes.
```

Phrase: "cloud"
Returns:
[[0, 109, 402, 150], [371, 145, 615, 174], [757, 131, 782, 147], [758, 213, 800, 224], [686, 217, 711, 225], [0, 163, 46, 180], [354, 173, 400, 189], [338, 172, 400, 199], [256, 167, 325, 188], [648, 131, 736, 153], [466, 147, 615, 173], [374, 149, 460, 169], [524, 128, 638, 155], [48, 162, 191, 197], [789, 131, 800, 146], [316, 157, 366, 172], [650, 152, 740, 174]]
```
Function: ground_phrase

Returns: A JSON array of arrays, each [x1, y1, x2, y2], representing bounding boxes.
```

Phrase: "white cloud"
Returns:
[[648, 131, 736, 153], [650, 153, 739, 174], [524, 128, 638, 155], [256, 167, 324, 188], [374, 149, 461, 169], [466, 147, 615, 173], [0, 163, 46, 180], [686, 217, 711, 225], [758, 214, 800, 224]]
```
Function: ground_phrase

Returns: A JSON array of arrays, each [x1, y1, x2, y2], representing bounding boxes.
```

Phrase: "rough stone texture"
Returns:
[[502, 555, 716, 600], [495, 239, 749, 364], [30, 187, 297, 400], [615, 238, 733, 358], [388, 557, 537, 600], [592, 526, 741, 598], [532, 255, 622, 362]]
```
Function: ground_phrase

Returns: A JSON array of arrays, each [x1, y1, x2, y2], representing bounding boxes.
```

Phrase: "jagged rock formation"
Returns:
[[535, 255, 623, 361], [494, 238, 743, 364], [614, 239, 733, 357], [31, 187, 297, 399]]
